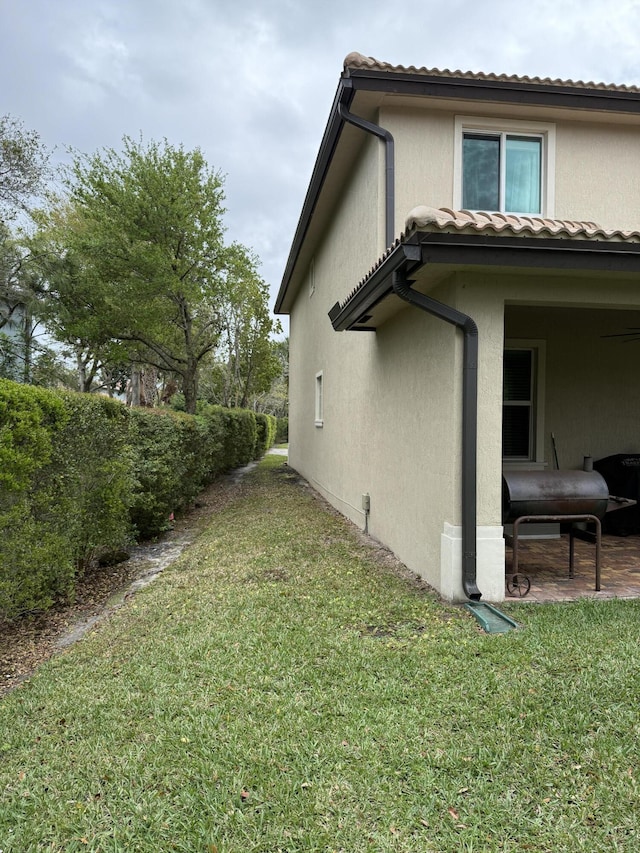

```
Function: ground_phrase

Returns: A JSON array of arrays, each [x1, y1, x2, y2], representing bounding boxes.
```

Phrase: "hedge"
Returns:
[[275, 416, 288, 444], [0, 381, 73, 619], [54, 393, 134, 572], [254, 413, 277, 459], [0, 382, 277, 620], [128, 407, 225, 540], [211, 406, 258, 470]]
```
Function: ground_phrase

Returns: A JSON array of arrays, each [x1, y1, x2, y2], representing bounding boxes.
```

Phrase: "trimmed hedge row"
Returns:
[[0, 380, 277, 620], [275, 417, 288, 444]]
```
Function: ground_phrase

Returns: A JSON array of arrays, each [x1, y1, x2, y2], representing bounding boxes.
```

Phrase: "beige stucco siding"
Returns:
[[364, 286, 460, 588], [288, 132, 383, 529], [377, 106, 640, 231], [380, 107, 455, 231], [452, 275, 506, 527], [554, 121, 640, 230], [287, 91, 640, 602]]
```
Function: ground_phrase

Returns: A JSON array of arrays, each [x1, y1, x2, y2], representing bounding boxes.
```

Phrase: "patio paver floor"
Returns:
[[504, 532, 640, 603]]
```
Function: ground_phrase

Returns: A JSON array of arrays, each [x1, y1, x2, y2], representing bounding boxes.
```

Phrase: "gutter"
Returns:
[[332, 110, 482, 598], [337, 103, 395, 250], [391, 270, 482, 601], [277, 61, 640, 315]]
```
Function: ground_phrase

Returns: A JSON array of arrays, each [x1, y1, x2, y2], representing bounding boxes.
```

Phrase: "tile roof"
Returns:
[[344, 52, 640, 94], [333, 207, 640, 322], [405, 206, 640, 242]]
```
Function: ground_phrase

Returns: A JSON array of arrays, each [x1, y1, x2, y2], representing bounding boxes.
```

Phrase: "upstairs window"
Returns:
[[463, 133, 541, 214], [454, 117, 555, 217]]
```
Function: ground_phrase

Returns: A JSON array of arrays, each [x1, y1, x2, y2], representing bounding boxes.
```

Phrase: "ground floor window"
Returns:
[[315, 371, 324, 427], [503, 340, 545, 463]]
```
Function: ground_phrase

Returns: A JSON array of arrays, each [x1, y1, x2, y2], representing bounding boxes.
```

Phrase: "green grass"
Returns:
[[1, 454, 640, 851]]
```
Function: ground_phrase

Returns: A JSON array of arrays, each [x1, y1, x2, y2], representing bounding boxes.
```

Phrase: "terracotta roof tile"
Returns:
[[343, 52, 640, 94], [335, 207, 640, 317], [405, 206, 640, 242]]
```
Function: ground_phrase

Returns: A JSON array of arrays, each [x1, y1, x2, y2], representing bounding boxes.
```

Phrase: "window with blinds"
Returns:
[[503, 348, 535, 459]]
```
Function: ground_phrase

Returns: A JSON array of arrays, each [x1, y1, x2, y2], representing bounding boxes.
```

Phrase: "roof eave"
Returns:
[[277, 59, 640, 316], [330, 233, 640, 332], [274, 79, 356, 314], [344, 66, 640, 113]]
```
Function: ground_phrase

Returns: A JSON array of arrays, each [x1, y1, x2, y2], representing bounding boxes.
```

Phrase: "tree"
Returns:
[[0, 116, 51, 383], [0, 115, 49, 220], [36, 137, 232, 412], [250, 336, 288, 417], [27, 207, 129, 393], [213, 242, 281, 409], [0, 223, 45, 382]]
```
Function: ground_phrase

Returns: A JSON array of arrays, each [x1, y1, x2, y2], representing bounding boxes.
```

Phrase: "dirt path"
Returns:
[[0, 469, 250, 697]]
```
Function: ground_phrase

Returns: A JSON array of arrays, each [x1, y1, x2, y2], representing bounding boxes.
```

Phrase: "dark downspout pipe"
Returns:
[[392, 270, 482, 601], [337, 103, 395, 249]]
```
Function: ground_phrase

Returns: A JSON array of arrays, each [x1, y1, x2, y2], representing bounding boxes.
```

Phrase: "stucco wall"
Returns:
[[379, 104, 640, 230], [364, 284, 460, 591], [381, 107, 455, 225], [287, 96, 640, 602], [554, 121, 640, 230], [289, 133, 382, 530]]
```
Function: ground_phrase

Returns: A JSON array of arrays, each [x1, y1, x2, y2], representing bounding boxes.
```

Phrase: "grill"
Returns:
[[502, 470, 610, 596], [502, 470, 609, 522]]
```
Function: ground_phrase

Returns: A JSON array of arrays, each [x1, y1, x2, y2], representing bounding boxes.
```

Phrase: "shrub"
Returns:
[[52, 393, 134, 571], [129, 408, 191, 540], [208, 407, 257, 470], [275, 417, 288, 444], [127, 407, 226, 539], [196, 406, 228, 480], [254, 413, 277, 459], [0, 381, 73, 619], [0, 377, 271, 619]]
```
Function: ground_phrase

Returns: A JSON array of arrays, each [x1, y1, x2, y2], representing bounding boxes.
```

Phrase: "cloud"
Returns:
[[1, 0, 640, 317]]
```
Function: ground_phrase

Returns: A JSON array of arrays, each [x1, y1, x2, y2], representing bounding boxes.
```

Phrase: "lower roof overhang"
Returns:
[[329, 232, 640, 332]]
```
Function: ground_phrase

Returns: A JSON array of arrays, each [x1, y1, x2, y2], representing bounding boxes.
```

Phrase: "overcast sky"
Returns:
[[2, 0, 640, 329]]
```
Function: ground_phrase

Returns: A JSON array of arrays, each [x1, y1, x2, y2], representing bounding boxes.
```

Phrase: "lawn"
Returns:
[[1, 454, 640, 852]]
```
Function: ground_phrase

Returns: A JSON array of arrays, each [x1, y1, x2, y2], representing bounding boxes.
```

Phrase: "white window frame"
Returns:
[[309, 258, 315, 299], [454, 116, 556, 217], [502, 339, 546, 467], [315, 370, 324, 427]]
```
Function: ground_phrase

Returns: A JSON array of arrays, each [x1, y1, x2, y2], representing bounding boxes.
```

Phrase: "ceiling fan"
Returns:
[[601, 328, 640, 342]]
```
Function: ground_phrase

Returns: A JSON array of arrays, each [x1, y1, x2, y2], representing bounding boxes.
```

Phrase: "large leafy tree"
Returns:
[[0, 115, 49, 381], [39, 137, 232, 413], [0, 223, 47, 383], [0, 114, 49, 220], [28, 206, 128, 393], [214, 242, 282, 409]]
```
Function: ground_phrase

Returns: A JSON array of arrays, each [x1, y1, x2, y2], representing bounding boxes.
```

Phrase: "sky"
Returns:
[[2, 0, 640, 331]]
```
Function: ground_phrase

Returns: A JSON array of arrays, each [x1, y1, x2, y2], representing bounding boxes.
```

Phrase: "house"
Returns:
[[275, 52, 640, 602]]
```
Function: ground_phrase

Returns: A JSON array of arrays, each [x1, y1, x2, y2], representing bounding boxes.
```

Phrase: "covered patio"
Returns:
[[505, 532, 640, 603]]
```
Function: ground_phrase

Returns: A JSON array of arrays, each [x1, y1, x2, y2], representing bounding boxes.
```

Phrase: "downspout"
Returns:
[[392, 270, 482, 601], [336, 101, 481, 600], [337, 103, 395, 249]]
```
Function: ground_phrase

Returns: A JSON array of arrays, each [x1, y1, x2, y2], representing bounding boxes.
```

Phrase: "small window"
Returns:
[[502, 341, 546, 463], [315, 371, 323, 427], [503, 349, 535, 459], [455, 117, 555, 217], [309, 258, 315, 299]]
